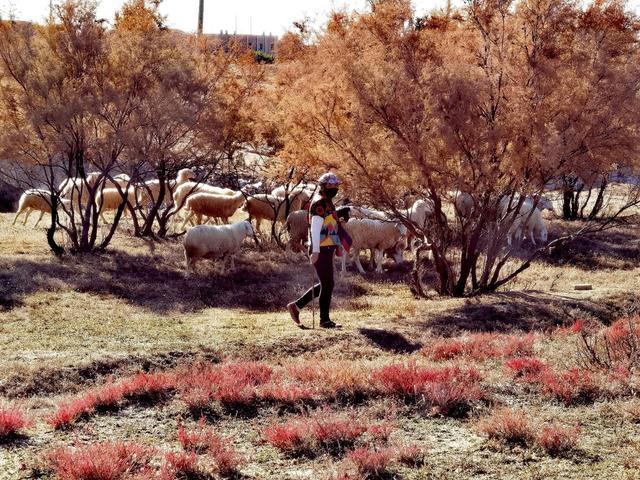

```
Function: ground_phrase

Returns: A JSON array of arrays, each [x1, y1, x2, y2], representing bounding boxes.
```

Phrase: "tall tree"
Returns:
[[275, 0, 640, 296]]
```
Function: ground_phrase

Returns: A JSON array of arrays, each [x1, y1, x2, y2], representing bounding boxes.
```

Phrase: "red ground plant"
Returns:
[[47, 371, 176, 429], [505, 357, 550, 381], [478, 408, 535, 446], [537, 368, 602, 405], [536, 423, 581, 455], [424, 333, 535, 362], [45, 441, 154, 480], [371, 362, 484, 416], [347, 447, 394, 478], [161, 451, 202, 480], [0, 404, 31, 439], [264, 410, 374, 456], [395, 443, 427, 467], [176, 420, 244, 477]]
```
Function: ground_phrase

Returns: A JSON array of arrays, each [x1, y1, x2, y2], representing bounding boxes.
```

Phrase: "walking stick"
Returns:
[[311, 259, 316, 330]]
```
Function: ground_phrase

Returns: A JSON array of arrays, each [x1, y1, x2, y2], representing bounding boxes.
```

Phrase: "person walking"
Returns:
[[287, 172, 344, 329]]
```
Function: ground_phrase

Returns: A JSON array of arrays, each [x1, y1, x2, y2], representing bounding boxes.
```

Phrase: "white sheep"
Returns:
[[243, 193, 304, 235], [348, 205, 390, 221], [181, 191, 245, 229], [342, 219, 407, 274], [402, 198, 438, 251], [285, 209, 309, 253], [499, 196, 552, 247], [172, 181, 236, 222], [59, 173, 131, 211], [271, 184, 314, 209], [12, 189, 70, 227], [183, 220, 254, 275], [137, 168, 195, 206], [95, 187, 139, 223]]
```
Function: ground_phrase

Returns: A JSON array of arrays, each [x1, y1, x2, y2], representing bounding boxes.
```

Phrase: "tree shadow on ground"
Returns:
[[421, 290, 639, 337], [0, 247, 369, 315], [0, 349, 220, 398], [359, 328, 422, 353], [543, 222, 640, 271]]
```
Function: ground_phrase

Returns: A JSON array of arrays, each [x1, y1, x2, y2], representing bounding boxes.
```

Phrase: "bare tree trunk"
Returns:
[[588, 177, 607, 220], [141, 163, 166, 238], [47, 194, 65, 256]]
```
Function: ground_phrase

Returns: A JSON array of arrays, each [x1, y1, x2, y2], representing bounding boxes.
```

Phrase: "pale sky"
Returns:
[[3, 0, 640, 37], [0, 0, 467, 36]]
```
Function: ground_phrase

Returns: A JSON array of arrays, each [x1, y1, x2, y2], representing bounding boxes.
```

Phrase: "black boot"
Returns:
[[320, 319, 342, 329]]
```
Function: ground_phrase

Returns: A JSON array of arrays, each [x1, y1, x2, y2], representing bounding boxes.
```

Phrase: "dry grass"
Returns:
[[1, 212, 640, 479]]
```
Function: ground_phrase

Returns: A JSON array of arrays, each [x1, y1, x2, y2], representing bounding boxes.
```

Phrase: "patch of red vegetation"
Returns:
[[176, 420, 244, 477], [424, 333, 535, 362], [537, 423, 581, 455], [161, 451, 201, 479], [478, 408, 535, 446], [47, 371, 175, 429], [264, 410, 373, 456], [478, 408, 581, 454], [121, 371, 175, 401], [263, 420, 311, 456], [46, 395, 97, 430], [313, 414, 369, 452], [555, 319, 586, 336], [45, 358, 486, 432], [347, 446, 394, 478], [371, 362, 484, 416], [395, 443, 426, 467], [0, 404, 31, 439], [505, 357, 550, 381], [537, 368, 601, 405], [178, 418, 221, 454], [45, 441, 155, 480], [177, 361, 272, 413], [366, 421, 394, 443]]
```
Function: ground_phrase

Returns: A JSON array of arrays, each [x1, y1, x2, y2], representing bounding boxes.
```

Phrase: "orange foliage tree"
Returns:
[[0, 0, 263, 251], [275, 0, 640, 296]]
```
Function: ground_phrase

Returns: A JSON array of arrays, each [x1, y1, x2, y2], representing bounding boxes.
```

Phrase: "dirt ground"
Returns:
[[1, 211, 640, 479]]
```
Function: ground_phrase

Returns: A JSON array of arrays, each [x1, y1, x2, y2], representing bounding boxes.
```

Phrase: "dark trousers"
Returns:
[[295, 247, 335, 323]]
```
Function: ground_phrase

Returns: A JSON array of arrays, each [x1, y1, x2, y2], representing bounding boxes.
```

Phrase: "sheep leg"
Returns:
[[33, 211, 45, 228], [22, 209, 32, 226], [12, 208, 24, 225], [528, 224, 537, 247], [539, 224, 548, 243], [184, 253, 197, 277], [341, 251, 347, 273], [353, 250, 366, 274], [181, 212, 194, 231], [375, 249, 384, 273]]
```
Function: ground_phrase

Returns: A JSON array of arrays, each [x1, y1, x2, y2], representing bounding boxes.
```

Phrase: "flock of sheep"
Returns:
[[10, 168, 555, 275]]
